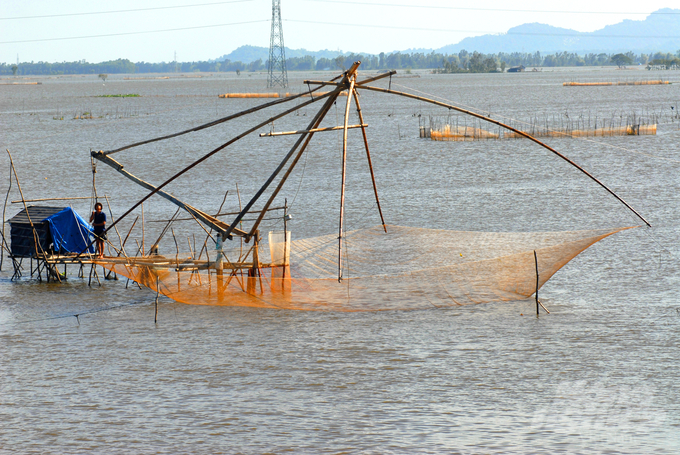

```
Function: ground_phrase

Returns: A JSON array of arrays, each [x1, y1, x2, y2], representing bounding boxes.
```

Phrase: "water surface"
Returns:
[[1, 68, 679, 453]]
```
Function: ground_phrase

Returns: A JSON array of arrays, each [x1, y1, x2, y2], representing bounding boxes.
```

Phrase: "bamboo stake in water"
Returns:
[[535, 250, 539, 316]]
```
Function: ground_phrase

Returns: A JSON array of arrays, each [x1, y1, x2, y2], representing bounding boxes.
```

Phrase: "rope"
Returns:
[[0, 298, 151, 326], [288, 143, 311, 211]]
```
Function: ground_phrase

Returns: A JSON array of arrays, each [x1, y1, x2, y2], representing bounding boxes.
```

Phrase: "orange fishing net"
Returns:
[[97, 225, 632, 311]]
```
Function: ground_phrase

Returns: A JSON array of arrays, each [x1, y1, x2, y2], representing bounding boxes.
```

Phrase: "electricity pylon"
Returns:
[[267, 0, 288, 88]]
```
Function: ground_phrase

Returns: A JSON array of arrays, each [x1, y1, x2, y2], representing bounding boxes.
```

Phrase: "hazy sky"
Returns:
[[1, 0, 677, 63]]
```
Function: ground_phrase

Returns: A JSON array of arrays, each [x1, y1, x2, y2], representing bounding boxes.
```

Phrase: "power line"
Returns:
[[285, 19, 680, 39], [0, 20, 269, 45], [0, 0, 253, 21], [306, 0, 680, 15]]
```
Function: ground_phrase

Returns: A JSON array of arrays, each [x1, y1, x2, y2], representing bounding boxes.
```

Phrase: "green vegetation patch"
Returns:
[[97, 94, 141, 98]]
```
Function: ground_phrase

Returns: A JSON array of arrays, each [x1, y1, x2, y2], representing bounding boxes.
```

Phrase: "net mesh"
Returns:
[[98, 225, 632, 311]]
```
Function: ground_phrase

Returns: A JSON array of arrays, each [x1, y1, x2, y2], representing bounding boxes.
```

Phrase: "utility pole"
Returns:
[[267, 0, 288, 88]]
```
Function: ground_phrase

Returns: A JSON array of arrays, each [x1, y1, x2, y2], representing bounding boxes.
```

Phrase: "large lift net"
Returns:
[[85, 62, 645, 311], [99, 225, 630, 311]]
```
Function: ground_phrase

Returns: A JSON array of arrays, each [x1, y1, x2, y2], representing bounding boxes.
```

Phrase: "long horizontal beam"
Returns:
[[91, 153, 248, 237], [303, 70, 396, 88], [148, 206, 286, 223], [259, 124, 367, 137], [357, 84, 650, 227]]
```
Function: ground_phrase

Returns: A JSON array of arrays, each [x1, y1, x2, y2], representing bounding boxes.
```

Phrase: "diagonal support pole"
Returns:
[[352, 88, 387, 233]]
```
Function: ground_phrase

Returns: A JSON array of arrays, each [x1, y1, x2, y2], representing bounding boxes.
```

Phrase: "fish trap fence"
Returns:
[[563, 80, 671, 86]]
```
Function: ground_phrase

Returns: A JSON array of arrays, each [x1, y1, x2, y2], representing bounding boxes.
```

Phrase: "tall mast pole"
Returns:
[[338, 74, 356, 281]]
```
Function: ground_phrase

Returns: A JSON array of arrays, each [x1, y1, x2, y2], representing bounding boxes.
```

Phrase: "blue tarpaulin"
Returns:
[[44, 207, 95, 254]]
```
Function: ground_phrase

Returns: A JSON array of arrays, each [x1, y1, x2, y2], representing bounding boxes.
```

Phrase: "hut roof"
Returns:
[[8, 206, 66, 225]]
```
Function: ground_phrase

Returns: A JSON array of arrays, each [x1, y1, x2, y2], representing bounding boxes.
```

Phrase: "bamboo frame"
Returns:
[[93, 152, 248, 238], [102, 80, 340, 156], [82, 61, 648, 287]]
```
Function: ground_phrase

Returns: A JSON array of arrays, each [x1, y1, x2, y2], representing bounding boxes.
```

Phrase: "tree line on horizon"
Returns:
[[2, 50, 680, 76]]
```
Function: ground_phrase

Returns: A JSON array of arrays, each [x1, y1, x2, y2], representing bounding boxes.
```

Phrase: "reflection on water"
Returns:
[[1, 68, 679, 453]]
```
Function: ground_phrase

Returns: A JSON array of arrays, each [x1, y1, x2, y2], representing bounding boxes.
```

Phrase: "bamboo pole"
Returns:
[[338, 73, 356, 281], [154, 276, 159, 323], [119, 216, 139, 257], [103, 195, 125, 257], [141, 202, 145, 257], [10, 196, 93, 204], [283, 199, 288, 279], [1, 157, 13, 271], [303, 69, 396, 88], [535, 250, 539, 315], [185, 206, 236, 271], [149, 207, 181, 255], [198, 190, 229, 260], [356, 84, 651, 228], [352, 88, 387, 232], [259, 124, 367, 137], [236, 184, 243, 259], [172, 228, 179, 270], [149, 206, 285, 223], [91, 154, 98, 204], [91, 153, 247, 237]]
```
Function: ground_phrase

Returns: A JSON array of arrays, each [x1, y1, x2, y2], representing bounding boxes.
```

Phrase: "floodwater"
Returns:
[[1, 67, 679, 453]]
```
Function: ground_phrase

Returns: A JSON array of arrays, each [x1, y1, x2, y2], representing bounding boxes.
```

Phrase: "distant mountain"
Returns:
[[214, 9, 680, 63], [214, 45, 346, 63], [437, 8, 680, 54]]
